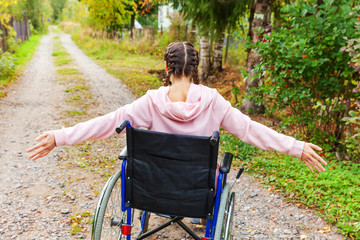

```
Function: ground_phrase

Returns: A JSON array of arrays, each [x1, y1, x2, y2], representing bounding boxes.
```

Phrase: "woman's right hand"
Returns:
[[26, 131, 56, 160]]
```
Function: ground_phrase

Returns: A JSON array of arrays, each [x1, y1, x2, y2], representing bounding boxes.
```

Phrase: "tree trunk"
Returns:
[[199, 37, 211, 82], [130, 14, 135, 39], [240, 0, 272, 114], [212, 36, 224, 71]]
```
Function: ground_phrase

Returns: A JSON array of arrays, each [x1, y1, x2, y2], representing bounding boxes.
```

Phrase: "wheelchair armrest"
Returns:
[[219, 152, 233, 174], [118, 146, 128, 160]]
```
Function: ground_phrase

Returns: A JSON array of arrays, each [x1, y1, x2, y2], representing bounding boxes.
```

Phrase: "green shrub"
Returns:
[[343, 110, 360, 162], [0, 52, 16, 82], [249, 0, 360, 152]]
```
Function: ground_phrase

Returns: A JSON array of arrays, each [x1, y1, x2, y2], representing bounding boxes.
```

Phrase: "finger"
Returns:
[[35, 132, 49, 141], [31, 151, 47, 161], [309, 143, 322, 151], [303, 160, 314, 172], [312, 158, 325, 172], [313, 152, 327, 165], [29, 148, 43, 160], [26, 141, 46, 153], [311, 161, 322, 173]]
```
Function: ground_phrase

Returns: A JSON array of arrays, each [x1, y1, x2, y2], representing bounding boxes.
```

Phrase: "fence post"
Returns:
[[23, 11, 28, 41], [0, 23, 7, 52]]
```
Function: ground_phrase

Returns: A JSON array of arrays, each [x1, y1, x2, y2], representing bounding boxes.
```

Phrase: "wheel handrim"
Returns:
[[100, 179, 123, 239]]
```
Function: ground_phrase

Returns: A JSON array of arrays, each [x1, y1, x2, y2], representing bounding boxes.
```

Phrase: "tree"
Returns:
[[240, 0, 271, 114], [82, 0, 133, 33], [170, 0, 252, 82], [0, 0, 17, 52], [50, 0, 67, 22]]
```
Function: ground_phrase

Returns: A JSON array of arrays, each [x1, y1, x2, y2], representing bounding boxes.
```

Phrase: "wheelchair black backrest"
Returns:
[[124, 127, 219, 219]]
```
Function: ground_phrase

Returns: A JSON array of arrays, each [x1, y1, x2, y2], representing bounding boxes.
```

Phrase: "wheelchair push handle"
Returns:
[[219, 152, 233, 174], [116, 120, 131, 134], [210, 131, 219, 146]]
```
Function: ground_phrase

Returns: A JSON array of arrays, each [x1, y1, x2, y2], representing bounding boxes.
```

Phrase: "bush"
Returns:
[[250, 0, 360, 152], [343, 111, 360, 162], [0, 52, 16, 82]]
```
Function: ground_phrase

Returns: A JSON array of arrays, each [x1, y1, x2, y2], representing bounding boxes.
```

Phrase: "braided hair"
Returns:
[[163, 42, 199, 86]]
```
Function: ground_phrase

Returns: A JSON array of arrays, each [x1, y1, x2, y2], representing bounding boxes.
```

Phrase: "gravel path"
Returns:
[[0, 30, 345, 240]]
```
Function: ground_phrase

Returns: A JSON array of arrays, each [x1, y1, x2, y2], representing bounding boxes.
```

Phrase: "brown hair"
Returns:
[[163, 42, 199, 86]]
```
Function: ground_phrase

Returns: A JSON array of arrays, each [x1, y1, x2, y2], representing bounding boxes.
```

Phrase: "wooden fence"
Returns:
[[0, 12, 31, 52]]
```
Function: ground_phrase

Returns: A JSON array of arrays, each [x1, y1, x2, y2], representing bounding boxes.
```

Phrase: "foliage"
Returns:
[[170, 0, 252, 40], [0, 52, 16, 81], [343, 111, 360, 162], [82, 0, 133, 30], [4, 28, 19, 53], [340, 3, 360, 161], [249, 0, 360, 152], [11, 0, 51, 31], [0, 34, 41, 97], [50, 0, 67, 22], [61, 1, 87, 24], [0, 0, 17, 26]]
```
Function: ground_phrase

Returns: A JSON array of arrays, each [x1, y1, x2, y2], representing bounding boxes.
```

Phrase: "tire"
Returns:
[[92, 170, 133, 240], [214, 184, 231, 240], [224, 192, 235, 240]]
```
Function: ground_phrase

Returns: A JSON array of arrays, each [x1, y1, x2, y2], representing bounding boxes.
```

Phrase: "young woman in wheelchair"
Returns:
[[27, 41, 326, 173]]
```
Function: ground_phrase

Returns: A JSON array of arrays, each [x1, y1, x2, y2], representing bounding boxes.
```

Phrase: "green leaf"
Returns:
[[349, 110, 357, 117]]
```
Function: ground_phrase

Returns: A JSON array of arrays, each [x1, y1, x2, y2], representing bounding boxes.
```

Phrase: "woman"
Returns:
[[27, 42, 326, 173]]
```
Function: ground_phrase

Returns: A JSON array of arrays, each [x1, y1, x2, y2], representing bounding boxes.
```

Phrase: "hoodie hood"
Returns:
[[150, 84, 215, 122]]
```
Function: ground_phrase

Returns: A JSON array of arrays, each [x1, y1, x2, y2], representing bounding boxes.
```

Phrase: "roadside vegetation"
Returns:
[[0, 34, 42, 97]]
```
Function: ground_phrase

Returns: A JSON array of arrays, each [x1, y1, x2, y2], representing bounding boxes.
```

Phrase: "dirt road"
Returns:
[[0, 30, 344, 240]]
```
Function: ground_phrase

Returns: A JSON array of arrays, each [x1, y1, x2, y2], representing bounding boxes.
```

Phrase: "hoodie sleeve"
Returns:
[[53, 94, 152, 146], [213, 92, 304, 159]]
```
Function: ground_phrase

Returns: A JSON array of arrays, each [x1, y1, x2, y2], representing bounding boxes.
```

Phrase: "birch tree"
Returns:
[[240, 0, 272, 114]]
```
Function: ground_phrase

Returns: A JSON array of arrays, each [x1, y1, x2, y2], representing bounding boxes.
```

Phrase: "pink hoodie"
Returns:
[[54, 84, 304, 158]]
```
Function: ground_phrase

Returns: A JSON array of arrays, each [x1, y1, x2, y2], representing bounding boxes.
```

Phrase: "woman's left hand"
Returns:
[[301, 143, 327, 172]]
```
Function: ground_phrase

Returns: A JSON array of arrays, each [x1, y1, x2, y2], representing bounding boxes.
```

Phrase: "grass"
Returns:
[[221, 131, 360, 238], [0, 34, 43, 97], [14, 34, 43, 66], [57, 68, 81, 75]]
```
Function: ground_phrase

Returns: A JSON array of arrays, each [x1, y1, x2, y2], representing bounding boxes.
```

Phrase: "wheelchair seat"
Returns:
[[124, 126, 218, 219]]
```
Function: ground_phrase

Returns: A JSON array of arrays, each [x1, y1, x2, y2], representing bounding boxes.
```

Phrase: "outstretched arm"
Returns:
[[26, 131, 56, 160], [213, 92, 327, 172], [26, 93, 152, 160]]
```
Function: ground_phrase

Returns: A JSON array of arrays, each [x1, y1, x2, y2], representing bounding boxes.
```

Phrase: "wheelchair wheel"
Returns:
[[214, 184, 235, 240], [92, 170, 133, 240]]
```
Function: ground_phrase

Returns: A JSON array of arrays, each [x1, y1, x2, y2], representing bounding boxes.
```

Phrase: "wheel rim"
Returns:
[[100, 177, 123, 239]]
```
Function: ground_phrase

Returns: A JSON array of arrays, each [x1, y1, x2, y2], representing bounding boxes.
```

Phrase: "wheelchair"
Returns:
[[91, 120, 244, 240]]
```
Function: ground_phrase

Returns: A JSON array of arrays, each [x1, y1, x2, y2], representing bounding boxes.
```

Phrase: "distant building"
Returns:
[[158, 4, 176, 31]]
